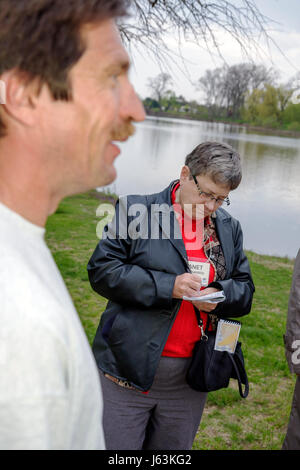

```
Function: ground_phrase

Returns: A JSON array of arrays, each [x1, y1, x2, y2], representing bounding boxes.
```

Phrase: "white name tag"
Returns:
[[188, 260, 210, 287]]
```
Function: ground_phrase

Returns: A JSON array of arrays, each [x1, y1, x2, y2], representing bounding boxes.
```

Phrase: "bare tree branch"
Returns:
[[119, 0, 276, 66], [116, 0, 285, 89]]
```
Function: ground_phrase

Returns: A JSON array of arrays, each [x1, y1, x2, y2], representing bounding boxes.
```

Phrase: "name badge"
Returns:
[[188, 260, 210, 287]]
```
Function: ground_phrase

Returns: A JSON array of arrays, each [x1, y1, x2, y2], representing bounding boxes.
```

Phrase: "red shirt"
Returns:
[[162, 183, 215, 358]]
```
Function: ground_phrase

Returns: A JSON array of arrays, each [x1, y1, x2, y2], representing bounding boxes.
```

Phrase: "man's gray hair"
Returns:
[[185, 142, 242, 190]]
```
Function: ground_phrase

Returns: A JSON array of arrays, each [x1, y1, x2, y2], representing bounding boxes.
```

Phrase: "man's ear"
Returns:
[[0, 70, 39, 129]]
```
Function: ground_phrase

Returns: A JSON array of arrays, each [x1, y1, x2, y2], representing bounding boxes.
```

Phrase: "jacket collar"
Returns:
[[152, 181, 187, 265], [215, 208, 233, 275]]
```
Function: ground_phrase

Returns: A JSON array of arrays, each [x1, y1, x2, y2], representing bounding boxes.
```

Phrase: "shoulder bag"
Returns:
[[186, 308, 249, 398]]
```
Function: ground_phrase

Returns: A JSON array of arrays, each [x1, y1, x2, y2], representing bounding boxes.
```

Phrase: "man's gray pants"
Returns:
[[99, 356, 207, 450]]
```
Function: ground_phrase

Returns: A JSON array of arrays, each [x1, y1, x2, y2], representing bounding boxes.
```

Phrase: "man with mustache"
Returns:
[[0, 0, 145, 450]]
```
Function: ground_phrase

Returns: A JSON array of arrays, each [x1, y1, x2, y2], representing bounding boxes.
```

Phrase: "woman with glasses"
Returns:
[[88, 141, 255, 450]]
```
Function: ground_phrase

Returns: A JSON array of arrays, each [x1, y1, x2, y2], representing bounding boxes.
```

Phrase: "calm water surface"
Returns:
[[102, 117, 300, 259]]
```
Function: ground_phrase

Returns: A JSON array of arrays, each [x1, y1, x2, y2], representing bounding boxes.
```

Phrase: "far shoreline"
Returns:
[[145, 110, 300, 139]]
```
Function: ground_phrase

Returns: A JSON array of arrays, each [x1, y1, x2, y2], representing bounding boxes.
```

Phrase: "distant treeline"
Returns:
[[144, 65, 300, 132]]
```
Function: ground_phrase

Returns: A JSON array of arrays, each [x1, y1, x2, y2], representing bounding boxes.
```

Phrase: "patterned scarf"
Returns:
[[203, 214, 226, 282], [203, 214, 227, 330]]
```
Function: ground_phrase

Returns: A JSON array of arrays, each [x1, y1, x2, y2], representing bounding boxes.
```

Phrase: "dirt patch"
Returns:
[[248, 253, 294, 270], [88, 190, 117, 205]]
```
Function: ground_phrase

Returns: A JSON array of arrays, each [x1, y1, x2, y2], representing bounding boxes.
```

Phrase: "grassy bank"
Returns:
[[46, 191, 296, 450]]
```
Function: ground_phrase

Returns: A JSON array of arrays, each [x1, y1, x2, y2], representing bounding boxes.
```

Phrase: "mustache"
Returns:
[[110, 121, 136, 141]]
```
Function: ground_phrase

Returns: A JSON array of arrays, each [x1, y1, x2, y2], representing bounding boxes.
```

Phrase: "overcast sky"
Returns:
[[128, 0, 300, 102]]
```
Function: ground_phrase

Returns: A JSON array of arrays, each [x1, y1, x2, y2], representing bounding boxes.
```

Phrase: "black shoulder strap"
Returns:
[[228, 353, 249, 398], [193, 306, 211, 332], [193, 306, 211, 342], [193, 306, 201, 327]]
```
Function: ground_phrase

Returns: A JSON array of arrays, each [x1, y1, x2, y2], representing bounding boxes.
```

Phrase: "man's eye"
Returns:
[[110, 74, 121, 87], [111, 71, 121, 81]]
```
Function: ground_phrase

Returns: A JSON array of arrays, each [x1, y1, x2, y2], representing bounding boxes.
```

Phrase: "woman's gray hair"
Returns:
[[185, 142, 242, 190]]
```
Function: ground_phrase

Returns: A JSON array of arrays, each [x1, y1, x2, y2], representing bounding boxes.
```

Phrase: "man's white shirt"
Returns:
[[0, 202, 105, 450]]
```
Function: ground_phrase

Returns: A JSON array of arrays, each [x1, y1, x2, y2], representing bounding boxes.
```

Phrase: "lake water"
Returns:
[[101, 116, 300, 259]]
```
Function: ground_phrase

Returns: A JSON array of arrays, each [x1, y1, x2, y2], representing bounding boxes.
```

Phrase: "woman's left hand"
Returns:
[[191, 287, 220, 312]]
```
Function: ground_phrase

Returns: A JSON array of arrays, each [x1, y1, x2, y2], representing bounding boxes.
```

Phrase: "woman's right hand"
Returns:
[[172, 273, 202, 299]]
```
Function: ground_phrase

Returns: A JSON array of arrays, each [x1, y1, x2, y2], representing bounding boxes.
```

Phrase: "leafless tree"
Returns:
[[222, 63, 275, 117], [147, 72, 173, 102], [198, 63, 275, 117], [198, 67, 227, 110]]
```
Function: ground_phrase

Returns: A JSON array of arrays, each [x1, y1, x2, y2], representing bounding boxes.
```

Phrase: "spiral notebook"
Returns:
[[214, 319, 241, 354]]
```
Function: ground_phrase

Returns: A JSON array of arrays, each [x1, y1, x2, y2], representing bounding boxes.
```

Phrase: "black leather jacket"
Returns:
[[88, 181, 255, 391]]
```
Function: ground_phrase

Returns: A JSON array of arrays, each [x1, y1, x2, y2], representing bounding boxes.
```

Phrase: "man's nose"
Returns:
[[121, 82, 146, 123]]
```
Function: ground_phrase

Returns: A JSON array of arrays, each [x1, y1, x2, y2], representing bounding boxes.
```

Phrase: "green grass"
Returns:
[[46, 192, 296, 450], [46, 190, 111, 344]]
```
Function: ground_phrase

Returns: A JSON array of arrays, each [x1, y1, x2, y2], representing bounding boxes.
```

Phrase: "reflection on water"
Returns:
[[102, 116, 300, 258]]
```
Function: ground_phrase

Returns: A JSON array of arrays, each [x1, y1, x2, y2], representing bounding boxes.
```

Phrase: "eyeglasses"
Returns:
[[192, 175, 230, 207]]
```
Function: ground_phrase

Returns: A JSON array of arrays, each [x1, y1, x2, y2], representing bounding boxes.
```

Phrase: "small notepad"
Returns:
[[214, 319, 241, 354], [183, 290, 226, 303]]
